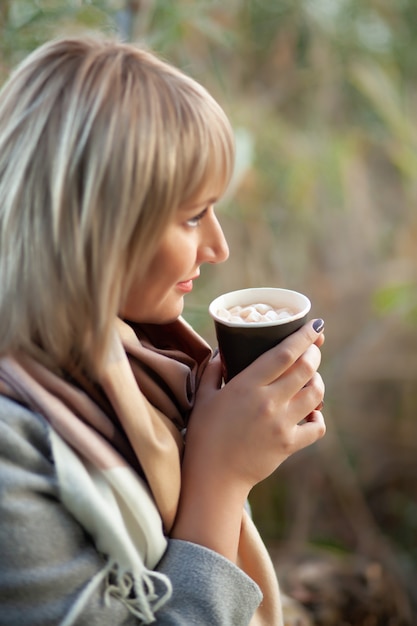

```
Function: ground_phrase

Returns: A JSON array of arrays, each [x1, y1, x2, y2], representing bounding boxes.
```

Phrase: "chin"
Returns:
[[157, 307, 184, 324], [120, 298, 184, 325], [140, 306, 184, 325], [159, 300, 185, 323]]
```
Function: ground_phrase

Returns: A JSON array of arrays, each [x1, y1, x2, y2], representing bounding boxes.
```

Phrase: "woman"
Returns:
[[0, 37, 325, 625]]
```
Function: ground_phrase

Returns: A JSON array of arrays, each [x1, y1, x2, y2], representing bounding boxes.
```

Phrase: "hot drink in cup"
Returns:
[[209, 287, 311, 382]]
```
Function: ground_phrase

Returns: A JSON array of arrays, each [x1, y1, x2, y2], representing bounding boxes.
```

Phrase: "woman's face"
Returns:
[[119, 182, 229, 324]]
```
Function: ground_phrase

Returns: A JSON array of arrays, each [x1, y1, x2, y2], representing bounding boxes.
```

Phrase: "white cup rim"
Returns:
[[209, 287, 311, 328]]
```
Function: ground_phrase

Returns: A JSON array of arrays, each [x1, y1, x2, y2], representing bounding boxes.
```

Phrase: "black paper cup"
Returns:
[[209, 287, 311, 382]]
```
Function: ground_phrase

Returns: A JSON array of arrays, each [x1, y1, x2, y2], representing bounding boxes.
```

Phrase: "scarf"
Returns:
[[0, 317, 283, 625]]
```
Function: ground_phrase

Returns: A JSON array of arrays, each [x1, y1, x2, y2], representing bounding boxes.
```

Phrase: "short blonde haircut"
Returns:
[[0, 37, 235, 374]]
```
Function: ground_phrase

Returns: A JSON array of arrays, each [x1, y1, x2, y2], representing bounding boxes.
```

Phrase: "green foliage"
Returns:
[[0, 1, 119, 77], [374, 283, 417, 323]]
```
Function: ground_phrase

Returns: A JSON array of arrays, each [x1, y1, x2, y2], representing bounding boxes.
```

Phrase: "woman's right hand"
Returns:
[[171, 319, 326, 561], [187, 318, 325, 486]]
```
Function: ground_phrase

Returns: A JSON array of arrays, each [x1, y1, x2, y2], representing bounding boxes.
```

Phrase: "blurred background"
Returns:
[[2, 1, 416, 624]]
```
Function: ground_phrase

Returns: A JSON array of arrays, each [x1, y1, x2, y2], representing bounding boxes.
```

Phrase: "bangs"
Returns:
[[172, 79, 235, 207]]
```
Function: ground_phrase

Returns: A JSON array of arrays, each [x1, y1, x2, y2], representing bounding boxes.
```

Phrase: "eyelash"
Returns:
[[186, 207, 209, 227]]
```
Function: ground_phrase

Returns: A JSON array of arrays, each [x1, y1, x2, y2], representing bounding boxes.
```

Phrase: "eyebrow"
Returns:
[[182, 197, 218, 212]]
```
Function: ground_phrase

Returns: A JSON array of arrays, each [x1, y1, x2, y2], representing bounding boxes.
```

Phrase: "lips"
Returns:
[[177, 273, 199, 293], [177, 280, 193, 293]]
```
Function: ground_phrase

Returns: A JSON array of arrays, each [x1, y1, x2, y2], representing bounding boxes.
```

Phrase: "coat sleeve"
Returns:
[[0, 397, 261, 625], [155, 539, 262, 625]]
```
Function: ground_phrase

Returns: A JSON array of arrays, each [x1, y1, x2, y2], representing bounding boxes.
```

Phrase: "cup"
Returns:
[[209, 287, 311, 382]]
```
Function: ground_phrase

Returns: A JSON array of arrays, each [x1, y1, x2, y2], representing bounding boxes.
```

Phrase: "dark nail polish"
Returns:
[[313, 318, 324, 333]]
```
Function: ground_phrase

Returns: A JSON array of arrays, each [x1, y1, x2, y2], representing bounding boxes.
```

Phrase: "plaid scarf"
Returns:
[[0, 317, 282, 625]]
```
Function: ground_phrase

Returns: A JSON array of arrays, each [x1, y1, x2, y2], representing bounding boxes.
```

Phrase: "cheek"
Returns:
[[153, 237, 191, 280], [146, 254, 177, 289], [141, 246, 183, 297], [123, 226, 194, 304]]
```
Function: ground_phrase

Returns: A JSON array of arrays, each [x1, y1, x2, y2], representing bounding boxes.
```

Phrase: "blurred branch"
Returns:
[[350, 59, 417, 179], [0, 1, 9, 29], [116, 0, 154, 41]]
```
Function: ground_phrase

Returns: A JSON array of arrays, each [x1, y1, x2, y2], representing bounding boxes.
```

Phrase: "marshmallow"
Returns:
[[217, 302, 295, 324]]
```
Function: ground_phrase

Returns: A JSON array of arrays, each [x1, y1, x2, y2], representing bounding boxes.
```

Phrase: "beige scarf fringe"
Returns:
[[0, 317, 283, 625]]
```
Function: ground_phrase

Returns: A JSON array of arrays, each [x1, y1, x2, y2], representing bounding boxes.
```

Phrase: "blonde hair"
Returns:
[[0, 37, 235, 374]]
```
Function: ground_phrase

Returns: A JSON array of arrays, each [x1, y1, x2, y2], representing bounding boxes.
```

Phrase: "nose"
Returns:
[[198, 211, 229, 265]]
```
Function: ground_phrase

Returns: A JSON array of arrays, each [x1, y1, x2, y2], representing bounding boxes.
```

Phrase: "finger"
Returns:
[[276, 344, 322, 400], [314, 333, 325, 348], [290, 372, 325, 419], [238, 319, 325, 386], [199, 353, 223, 393], [296, 410, 326, 448]]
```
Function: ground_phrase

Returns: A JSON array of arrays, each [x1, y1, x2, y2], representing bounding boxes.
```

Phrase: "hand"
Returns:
[[186, 318, 325, 490], [172, 319, 325, 559]]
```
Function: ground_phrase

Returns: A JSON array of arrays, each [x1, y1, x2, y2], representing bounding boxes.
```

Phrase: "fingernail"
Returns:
[[313, 318, 325, 333], [211, 347, 219, 359]]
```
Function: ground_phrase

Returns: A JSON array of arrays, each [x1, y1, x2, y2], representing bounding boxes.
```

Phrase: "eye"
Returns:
[[186, 207, 209, 227]]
